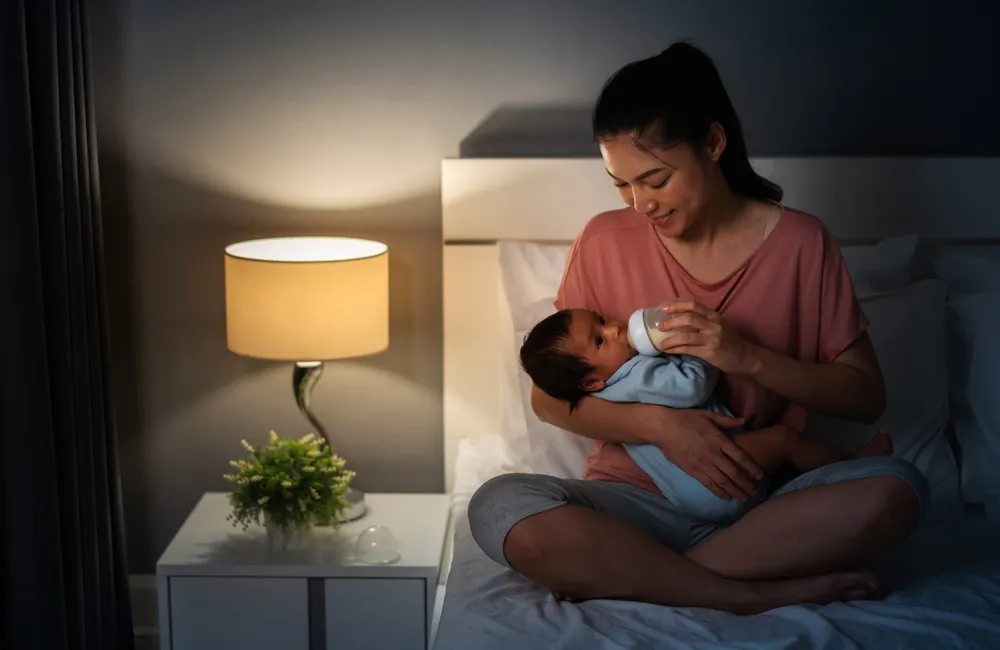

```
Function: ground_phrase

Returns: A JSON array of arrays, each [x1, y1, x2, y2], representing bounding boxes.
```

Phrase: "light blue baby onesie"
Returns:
[[594, 354, 762, 523]]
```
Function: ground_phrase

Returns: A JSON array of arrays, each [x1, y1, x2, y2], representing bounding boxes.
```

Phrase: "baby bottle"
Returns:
[[627, 299, 685, 356]]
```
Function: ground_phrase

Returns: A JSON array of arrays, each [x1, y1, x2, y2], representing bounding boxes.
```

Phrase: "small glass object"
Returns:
[[354, 525, 401, 565]]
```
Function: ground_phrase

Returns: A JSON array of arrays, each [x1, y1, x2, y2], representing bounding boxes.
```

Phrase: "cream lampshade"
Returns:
[[224, 236, 389, 521]]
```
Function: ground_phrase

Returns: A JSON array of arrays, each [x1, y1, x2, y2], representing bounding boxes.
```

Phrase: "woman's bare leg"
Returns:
[[685, 473, 921, 580], [504, 504, 878, 614], [471, 463, 923, 612]]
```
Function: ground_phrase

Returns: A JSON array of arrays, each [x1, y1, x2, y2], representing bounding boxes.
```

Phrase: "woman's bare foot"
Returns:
[[554, 571, 879, 612], [855, 430, 893, 458], [739, 570, 880, 615]]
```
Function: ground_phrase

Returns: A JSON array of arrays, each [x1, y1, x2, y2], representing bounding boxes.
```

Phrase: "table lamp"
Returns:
[[223, 236, 389, 522]]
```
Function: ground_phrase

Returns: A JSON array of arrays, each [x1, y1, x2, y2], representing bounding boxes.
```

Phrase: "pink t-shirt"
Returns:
[[554, 205, 868, 494]]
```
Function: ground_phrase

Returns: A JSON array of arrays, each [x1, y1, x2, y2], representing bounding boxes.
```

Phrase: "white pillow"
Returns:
[[841, 234, 918, 296], [803, 279, 961, 522], [497, 242, 569, 320], [932, 250, 1000, 518], [933, 248, 1000, 294], [497, 242, 589, 479], [945, 293, 1000, 512]]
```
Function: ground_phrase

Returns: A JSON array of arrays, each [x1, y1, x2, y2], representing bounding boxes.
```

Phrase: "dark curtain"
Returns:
[[1, 1, 134, 649]]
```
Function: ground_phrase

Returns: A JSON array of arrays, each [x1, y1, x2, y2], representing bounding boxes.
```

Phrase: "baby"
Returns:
[[520, 307, 893, 523]]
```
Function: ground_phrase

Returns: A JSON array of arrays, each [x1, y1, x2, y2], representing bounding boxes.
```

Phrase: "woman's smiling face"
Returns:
[[599, 128, 724, 240]]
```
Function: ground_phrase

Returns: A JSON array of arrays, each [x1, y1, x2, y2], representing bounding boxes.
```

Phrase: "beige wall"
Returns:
[[91, 0, 998, 571]]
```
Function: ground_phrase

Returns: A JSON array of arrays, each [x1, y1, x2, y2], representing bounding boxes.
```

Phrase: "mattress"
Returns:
[[432, 506, 1000, 650]]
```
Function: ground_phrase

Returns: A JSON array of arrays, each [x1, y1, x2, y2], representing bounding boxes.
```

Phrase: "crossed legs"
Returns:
[[468, 458, 927, 614]]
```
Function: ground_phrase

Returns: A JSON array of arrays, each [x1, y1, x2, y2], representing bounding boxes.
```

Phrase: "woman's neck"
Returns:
[[678, 184, 751, 245]]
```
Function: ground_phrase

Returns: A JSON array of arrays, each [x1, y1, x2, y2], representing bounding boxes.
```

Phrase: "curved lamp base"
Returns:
[[294, 361, 367, 523]]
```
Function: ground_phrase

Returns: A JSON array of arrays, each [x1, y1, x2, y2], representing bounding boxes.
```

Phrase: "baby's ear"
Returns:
[[581, 376, 605, 392]]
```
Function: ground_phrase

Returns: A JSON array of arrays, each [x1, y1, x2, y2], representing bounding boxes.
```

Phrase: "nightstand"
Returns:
[[156, 492, 450, 650]]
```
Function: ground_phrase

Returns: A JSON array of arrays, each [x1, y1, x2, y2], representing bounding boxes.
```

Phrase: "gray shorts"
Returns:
[[467, 456, 929, 567]]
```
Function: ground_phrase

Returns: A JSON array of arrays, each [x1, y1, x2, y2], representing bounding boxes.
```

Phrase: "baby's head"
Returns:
[[519, 308, 637, 411]]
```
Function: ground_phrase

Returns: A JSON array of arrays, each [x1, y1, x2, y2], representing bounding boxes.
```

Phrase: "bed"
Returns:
[[431, 156, 1000, 650]]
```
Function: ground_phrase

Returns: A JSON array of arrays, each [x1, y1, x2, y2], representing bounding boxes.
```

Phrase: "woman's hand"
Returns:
[[532, 382, 763, 500], [658, 301, 886, 424], [638, 404, 764, 501], [658, 300, 761, 375]]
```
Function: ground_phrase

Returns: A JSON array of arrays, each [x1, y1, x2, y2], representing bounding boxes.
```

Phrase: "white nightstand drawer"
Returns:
[[170, 577, 309, 650], [157, 494, 450, 650], [325, 579, 426, 650]]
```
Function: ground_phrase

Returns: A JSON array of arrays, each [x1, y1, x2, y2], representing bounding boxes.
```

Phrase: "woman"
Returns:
[[468, 41, 928, 615]]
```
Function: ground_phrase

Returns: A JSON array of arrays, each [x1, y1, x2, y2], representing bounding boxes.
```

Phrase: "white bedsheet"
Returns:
[[433, 504, 1000, 650]]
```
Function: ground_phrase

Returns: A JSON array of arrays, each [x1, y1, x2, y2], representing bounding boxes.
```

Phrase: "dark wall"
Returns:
[[90, 0, 998, 572]]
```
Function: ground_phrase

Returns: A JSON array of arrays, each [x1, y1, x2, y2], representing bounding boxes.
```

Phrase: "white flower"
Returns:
[[281, 480, 293, 488], [307, 450, 321, 457], [303, 466, 315, 473], [258, 496, 269, 505], [299, 433, 316, 444], [240, 440, 255, 453], [269, 430, 280, 442], [250, 475, 263, 482]]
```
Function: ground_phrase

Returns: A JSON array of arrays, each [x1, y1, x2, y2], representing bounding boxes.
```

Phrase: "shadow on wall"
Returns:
[[100, 146, 444, 572], [460, 104, 598, 158]]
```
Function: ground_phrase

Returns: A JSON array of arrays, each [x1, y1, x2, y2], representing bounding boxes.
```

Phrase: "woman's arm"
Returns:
[[660, 301, 886, 425], [746, 333, 886, 424], [531, 384, 763, 500], [531, 383, 655, 444]]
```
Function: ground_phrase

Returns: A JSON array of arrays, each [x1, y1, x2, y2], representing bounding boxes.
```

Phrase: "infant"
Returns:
[[520, 308, 893, 523]]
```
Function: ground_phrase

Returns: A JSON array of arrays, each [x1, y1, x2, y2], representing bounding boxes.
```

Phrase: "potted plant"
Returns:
[[224, 431, 355, 550]]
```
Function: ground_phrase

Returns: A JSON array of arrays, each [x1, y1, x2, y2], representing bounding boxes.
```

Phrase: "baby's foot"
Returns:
[[855, 430, 893, 458]]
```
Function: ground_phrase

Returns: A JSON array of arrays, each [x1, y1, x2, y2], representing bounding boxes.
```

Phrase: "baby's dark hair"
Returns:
[[519, 310, 594, 412]]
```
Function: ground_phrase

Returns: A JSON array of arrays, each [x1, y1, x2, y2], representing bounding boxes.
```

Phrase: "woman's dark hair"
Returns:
[[519, 310, 593, 412], [593, 41, 782, 203]]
